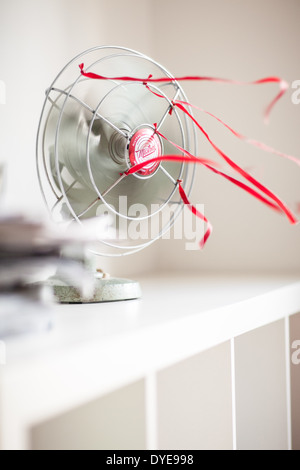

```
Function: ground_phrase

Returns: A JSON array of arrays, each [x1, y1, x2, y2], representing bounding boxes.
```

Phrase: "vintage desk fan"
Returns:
[[36, 46, 197, 303]]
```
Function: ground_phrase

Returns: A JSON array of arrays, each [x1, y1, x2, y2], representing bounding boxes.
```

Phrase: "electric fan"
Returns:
[[37, 46, 197, 303]]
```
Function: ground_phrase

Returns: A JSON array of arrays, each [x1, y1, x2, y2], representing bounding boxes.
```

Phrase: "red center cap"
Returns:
[[129, 128, 161, 176]]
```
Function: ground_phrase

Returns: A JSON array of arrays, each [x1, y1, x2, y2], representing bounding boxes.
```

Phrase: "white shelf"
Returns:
[[1, 274, 300, 450]]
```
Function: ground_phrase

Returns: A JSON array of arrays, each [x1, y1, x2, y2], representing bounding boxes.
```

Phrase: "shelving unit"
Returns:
[[0, 274, 300, 450]]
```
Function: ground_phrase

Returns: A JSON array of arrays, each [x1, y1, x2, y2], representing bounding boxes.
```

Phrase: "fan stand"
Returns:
[[47, 270, 142, 304]]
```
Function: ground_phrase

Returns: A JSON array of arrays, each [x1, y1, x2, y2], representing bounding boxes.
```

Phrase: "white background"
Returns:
[[0, 0, 300, 277]]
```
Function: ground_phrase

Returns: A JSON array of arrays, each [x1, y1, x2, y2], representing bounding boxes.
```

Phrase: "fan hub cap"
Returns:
[[129, 128, 161, 177]]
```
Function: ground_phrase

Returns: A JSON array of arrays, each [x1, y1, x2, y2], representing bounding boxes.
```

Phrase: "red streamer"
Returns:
[[173, 99, 300, 168], [79, 62, 298, 249], [139, 86, 297, 223], [178, 181, 213, 250], [124, 154, 218, 175], [173, 102, 297, 224], [123, 151, 283, 249], [79, 63, 288, 121], [123, 156, 214, 249], [139, 84, 300, 169], [124, 150, 282, 214]]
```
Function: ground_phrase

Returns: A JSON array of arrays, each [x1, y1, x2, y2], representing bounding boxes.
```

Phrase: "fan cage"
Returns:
[[36, 46, 198, 257]]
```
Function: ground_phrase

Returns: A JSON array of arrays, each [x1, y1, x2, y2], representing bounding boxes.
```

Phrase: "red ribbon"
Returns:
[[136, 85, 297, 223], [173, 99, 300, 168], [123, 147, 285, 250], [79, 62, 298, 249], [124, 150, 282, 214], [178, 181, 212, 250], [173, 102, 297, 224], [123, 155, 215, 249], [140, 85, 300, 169], [124, 154, 218, 175], [152, 127, 288, 214], [79, 63, 288, 121]]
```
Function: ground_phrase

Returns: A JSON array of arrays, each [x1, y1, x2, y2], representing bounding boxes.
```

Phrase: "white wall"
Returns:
[[1, 0, 300, 277], [0, 0, 154, 212], [152, 0, 300, 274], [0, 0, 158, 276]]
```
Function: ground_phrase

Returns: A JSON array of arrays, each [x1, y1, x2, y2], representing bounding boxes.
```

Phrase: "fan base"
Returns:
[[47, 276, 142, 304]]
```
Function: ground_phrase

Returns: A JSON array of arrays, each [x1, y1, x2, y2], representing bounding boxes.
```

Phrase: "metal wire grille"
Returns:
[[37, 46, 197, 256]]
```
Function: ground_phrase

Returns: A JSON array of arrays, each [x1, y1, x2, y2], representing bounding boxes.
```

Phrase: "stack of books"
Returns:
[[0, 214, 109, 338]]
